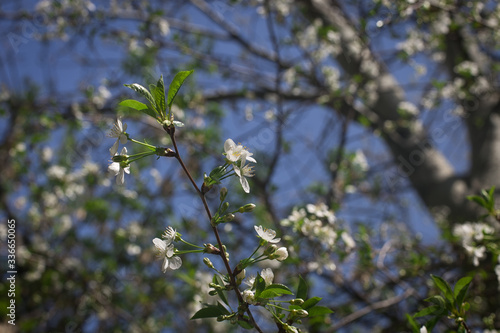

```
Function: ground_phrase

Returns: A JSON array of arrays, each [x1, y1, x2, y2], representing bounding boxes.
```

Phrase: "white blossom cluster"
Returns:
[[281, 203, 355, 273], [452, 222, 495, 266]]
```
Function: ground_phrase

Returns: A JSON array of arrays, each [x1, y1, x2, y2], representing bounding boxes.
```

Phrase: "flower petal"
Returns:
[[224, 138, 236, 153], [108, 162, 120, 175], [109, 140, 119, 156], [119, 133, 128, 144], [169, 256, 182, 270], [117, 169, 125, 185], [240, 175, 250, 193], [153, 238, 167, 252], [161, 257, 169, 273]]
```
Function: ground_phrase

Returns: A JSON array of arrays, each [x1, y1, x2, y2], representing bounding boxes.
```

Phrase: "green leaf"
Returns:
[[167, 70, 193, 112], [431, 274, 455, 306], [302, 296, 322, 310], [414, 305, 444, 318], [124, 83, 158, 112], [307, 305, 334, 317], [156, 75, 166, 117], [467, 195, 487, 208], [487, 186, 495, 211], [254, 275, 267, 298], [119, 99, 158, 119], [406, 314, 420, 333], [454, 276, 473, 309], [190, 303, 229, 320], [259, 284, 293, 299], [425, 295, 445, 308], [237, 319, 253, 329], [297, 276, 308, 300], [213, 275, 229, 306]]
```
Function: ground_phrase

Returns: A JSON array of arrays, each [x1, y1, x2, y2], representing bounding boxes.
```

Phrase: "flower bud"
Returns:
[[263, 244, 278, 256], [223, 213, 235, 222], [111, 155, 128, 162], [238, 203, 256, 213], [204, 243, 221, 255], [221, 202, 230, 212], [290, 298, 304, 305], [203, 257, 215, 269], [220, 187, 228, 202], [242, 290, 256, 305], [270, 247, 288, 261], [295, 309, 309, 317], [235, 269, 246, 285]]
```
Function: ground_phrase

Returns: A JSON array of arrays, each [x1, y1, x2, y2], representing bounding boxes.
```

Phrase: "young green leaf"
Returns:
[[467, 195, 487, 208], [167, 70, 193, 112], [212, 275, 229, 306], [190, 302, 229, 320], [156, 75, 166, 117], [119, 99, 158, 119], [307, 305, 334, 317], [301, 296, 322, 310], [406, 314, 420, 333], [259, 284, 293, 299], [430, 274, 455, 305], [414, 305, 444, 318], [124, 83, 158, 112], [425, 295, 445, 308], [254, 274, 267, 298], [454, 276, 473, 309], [297, 275, 308, 300], [237, 319, 253, 329]]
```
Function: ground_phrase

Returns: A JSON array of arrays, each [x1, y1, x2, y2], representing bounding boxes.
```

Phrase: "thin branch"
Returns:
[[168, 128, 263, 333]]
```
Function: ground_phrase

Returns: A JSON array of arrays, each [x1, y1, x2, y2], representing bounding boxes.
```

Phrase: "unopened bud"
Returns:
[[220, 187, 228, 201], [263, 244, 278, 256], [203, 257, 215, 269], [235, 269, 246, 285], [238, 203, 256, 213], [221, 202, 230, 212], [223, 213, 235, 222], [204, 243, 221, 255], [270, 247, 288, 261], [295, 309, 308, 317], [111, 155, 128, 162], [290, 298, 304, 305]]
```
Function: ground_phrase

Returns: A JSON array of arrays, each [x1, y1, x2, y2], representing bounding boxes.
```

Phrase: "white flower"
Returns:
[[242, 289, 256, 305], [224, 138, 256, 164], [108, 118, 128, 156], [420, 326, 428, 333], [108, 147, 130, 185], [274, 247, 288, 261], [234, 163, 255, 193], [255, 225, 281, 243], [152, 238, 182, 272], [162, 226, 176, 244], [261, 268, 274, 286]]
